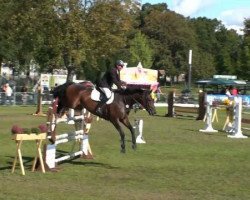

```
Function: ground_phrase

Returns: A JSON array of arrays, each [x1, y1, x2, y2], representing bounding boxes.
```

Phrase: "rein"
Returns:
[[118, 89, 149, 110], [125, 93, 145, 110]]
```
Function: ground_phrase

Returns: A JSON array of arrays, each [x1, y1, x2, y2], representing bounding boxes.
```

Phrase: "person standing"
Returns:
[[4, 83, 13, 104], [231, 86, 238, 96], [95, 60, 127, 115], [225, 87, 231, 96]]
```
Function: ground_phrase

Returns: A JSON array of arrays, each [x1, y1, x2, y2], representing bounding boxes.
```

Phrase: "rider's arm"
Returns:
[[110, 68, 124, 89]]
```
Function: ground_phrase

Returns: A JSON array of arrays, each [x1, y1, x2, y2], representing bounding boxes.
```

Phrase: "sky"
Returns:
[[141, 0, 250, 34]]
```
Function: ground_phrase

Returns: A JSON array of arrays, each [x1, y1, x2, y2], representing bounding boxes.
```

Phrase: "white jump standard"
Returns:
[[134, 119, 145, 144], [45, 108, 93, 169], [199, 95, 218, 133], [227, 96, 248, 139]]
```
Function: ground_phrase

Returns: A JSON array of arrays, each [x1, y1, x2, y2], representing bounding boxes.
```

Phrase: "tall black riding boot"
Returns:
[[96, 95, 109, 115], [96, 101, 105, 115]]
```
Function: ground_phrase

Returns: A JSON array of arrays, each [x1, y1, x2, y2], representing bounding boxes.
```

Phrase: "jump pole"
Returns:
[[45, 108, 93, 169]]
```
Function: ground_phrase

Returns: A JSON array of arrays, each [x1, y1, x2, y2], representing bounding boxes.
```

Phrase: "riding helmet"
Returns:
[[115, 60, 125, 67]]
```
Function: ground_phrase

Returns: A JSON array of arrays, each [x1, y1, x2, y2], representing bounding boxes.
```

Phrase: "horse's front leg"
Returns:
[[120, 117, 136, 150], [48, 113, 57, 144], [111, 120, 126, 153]]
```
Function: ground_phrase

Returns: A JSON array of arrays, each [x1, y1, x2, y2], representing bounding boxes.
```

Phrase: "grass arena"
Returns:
[[1, 105, 250, 199]]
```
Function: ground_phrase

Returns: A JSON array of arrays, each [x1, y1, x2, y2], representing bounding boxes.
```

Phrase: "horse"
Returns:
[[52, 81, 156, 153]]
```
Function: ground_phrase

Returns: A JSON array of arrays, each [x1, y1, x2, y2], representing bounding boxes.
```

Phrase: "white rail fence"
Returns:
[[0, 91, 53, 105]]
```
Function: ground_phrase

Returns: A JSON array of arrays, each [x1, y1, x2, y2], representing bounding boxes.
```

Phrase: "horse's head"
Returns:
[[121, 88, 156, 115], [142, 90, 156, 115]]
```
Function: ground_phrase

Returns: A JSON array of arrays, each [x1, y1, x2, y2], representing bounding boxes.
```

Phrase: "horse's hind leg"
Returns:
[[111, 120, 126, 153], [120, 117, 136, 150]]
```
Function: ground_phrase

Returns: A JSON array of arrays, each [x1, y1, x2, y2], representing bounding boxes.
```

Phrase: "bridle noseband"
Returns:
[[129, 92, 148, 110]]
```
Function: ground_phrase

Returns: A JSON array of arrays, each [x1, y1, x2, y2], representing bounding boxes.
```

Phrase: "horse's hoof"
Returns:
[[49, 138, 55, 144], [120, 149, 126, 153], [132, 144, 137, 150]]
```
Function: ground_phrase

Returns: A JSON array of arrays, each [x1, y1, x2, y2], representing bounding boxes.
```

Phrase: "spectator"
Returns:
[[4, 83, 13, 104], [156, 87, 162, 101], [21, 85, 28, 104], [225, 88, 231, 96], [231, 86, 238, 96], [21, 85, 28, 92], [150, 84, 158, 102]]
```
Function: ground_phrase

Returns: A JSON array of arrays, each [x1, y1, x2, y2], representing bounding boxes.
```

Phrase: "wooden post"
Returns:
[[166, 90, 175, 117], [196, 91, 206, 120], [34, 85, 44, 116]]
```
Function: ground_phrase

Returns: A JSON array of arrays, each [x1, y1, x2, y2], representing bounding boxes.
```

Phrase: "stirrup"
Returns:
[[96, 107, 103, 115]]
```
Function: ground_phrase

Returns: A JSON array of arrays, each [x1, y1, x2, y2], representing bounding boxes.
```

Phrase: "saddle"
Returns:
[[90, 88, 114, 104]]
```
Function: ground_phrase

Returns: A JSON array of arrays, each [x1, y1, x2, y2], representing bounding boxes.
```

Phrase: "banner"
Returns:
[[120, 67, 158, 86], [40, 74, 76, 91], [207, 94, 250, 107]]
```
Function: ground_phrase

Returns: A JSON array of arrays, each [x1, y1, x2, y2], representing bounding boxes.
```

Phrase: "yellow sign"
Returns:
[[120, 67, 158, 85]]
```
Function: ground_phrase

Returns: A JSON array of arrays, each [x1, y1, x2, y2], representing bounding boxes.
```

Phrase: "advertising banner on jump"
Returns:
[[120, 66, 158, 86], [207, 94, 250, 107], [40, 74, 76, 91]]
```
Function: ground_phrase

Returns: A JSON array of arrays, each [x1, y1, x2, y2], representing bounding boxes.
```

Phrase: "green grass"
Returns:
[[0, 106, 250, 200]]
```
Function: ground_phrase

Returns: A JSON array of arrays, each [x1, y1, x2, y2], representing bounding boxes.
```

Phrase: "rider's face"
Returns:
[[117, 65, 123, 71]]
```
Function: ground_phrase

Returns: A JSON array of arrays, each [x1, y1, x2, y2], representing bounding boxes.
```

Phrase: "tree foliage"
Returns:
[[238, 18, 250, 79], [140, 4, 196, 81], [0, 1, 249, 83], [129, 31, 153, 67]]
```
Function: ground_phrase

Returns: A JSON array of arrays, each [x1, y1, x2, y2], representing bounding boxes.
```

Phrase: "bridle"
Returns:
[[125, 91, 148, 110]]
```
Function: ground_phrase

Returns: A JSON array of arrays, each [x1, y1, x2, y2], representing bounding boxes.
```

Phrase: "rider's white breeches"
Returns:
[[99, 87, 112, 99]]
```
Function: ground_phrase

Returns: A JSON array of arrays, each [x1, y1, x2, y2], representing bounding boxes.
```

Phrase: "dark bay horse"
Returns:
[[52, 81, 156, 153]]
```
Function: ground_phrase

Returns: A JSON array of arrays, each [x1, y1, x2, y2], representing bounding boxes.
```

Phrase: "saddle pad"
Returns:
[[90, 88, 114, 104]]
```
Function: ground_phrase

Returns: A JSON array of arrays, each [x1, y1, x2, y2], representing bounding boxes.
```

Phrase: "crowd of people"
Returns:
[[0, 82, 35, 105]]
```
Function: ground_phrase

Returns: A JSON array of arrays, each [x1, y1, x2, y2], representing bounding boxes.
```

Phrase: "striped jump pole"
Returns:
[[45, 108, 93, 170]]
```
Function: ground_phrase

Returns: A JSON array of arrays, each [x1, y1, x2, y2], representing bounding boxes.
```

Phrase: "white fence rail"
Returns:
[[0, 91, 198, 106], [0, 92, 53, 105]]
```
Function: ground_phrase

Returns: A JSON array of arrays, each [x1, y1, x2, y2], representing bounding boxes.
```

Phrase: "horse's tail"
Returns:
[[52, 82, 74, 114], [52, 82, 74, 99]]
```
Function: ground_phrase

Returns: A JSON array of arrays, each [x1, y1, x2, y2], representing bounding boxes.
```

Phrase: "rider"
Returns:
[[95, 60, 127, 115]]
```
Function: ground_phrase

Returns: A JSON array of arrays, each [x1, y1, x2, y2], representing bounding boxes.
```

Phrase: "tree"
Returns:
[[238, 18, 250, 79], [5, 0, 90, 81], [190, 17, 243, 78], [192, 51, 216, 79], [129, 31, 153, 67], [0, 1, 16, 67], [189, 17, 221, 79], [84, 0, 133, 71], [140, 3, 197, 81], [190, 17, 220, 54], [214, 26, 242, 75], [1, 0, 42, 74], [243, 18, 250, 36], [36, 0, 89, 81]]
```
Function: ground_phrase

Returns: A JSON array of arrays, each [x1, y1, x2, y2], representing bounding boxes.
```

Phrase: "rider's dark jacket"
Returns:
[[96, 68, 124, 89]]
